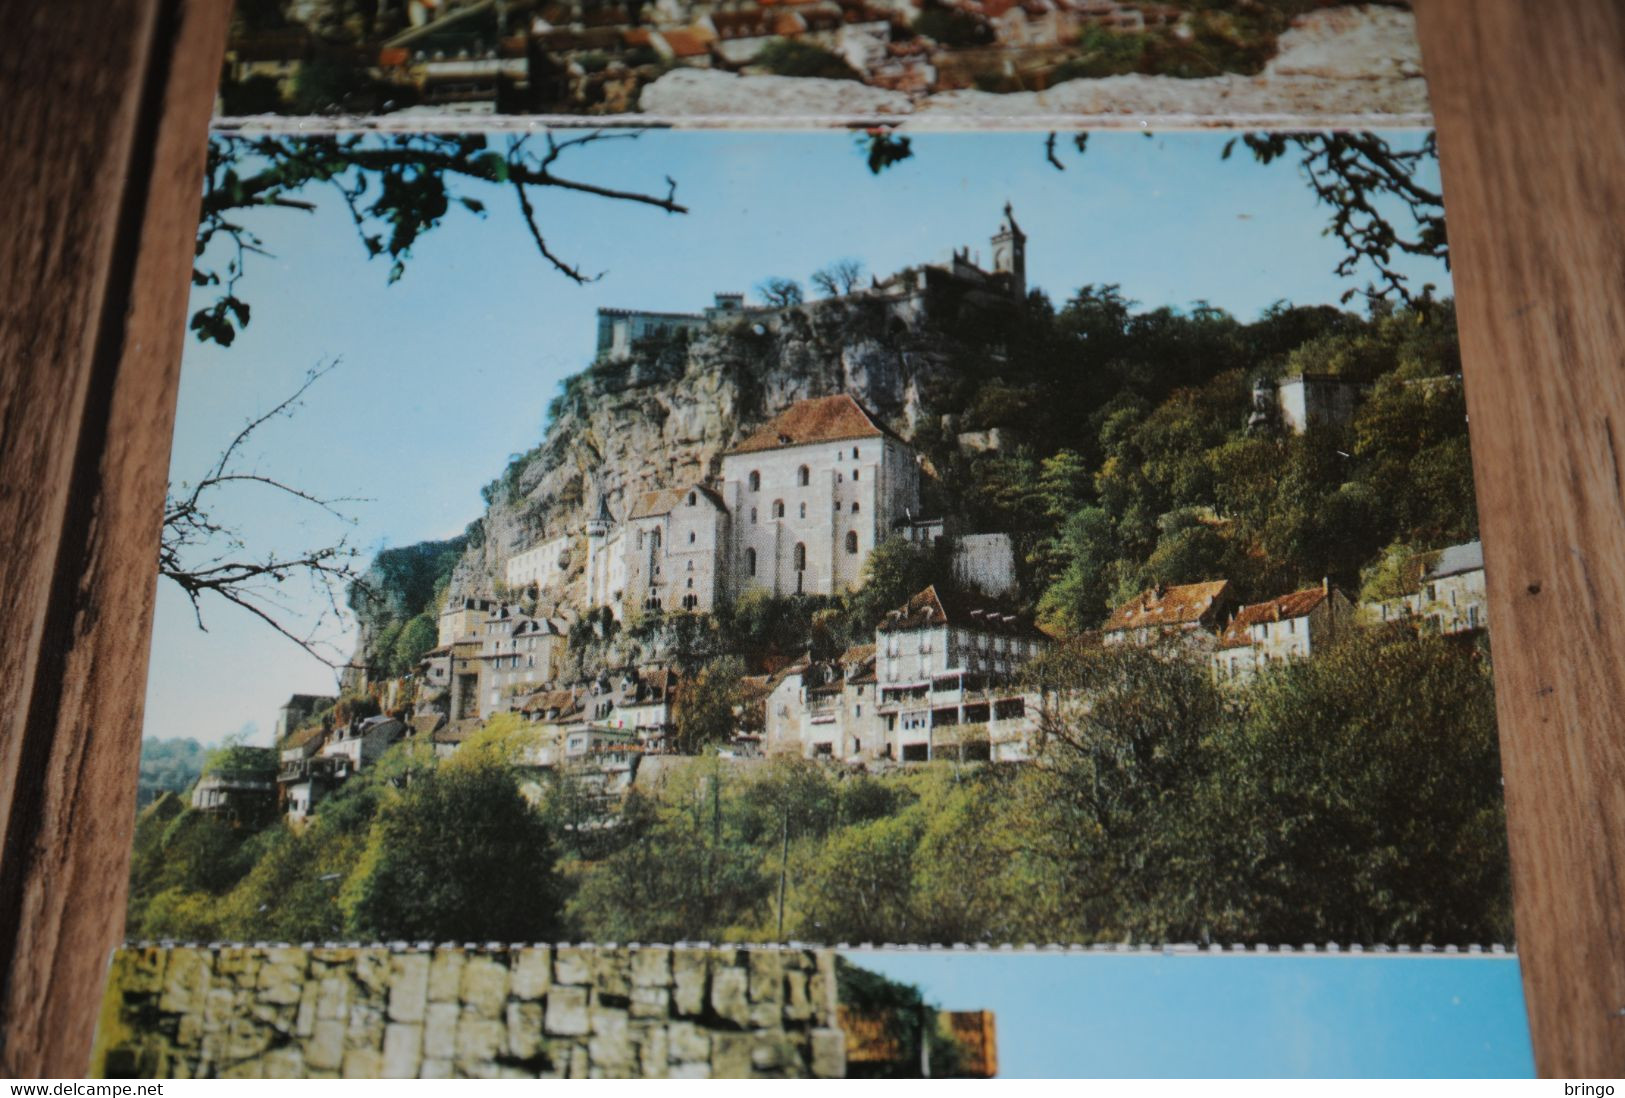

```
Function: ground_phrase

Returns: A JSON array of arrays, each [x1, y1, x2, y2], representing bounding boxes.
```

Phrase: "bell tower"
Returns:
[[990, 201, 1026, 300]]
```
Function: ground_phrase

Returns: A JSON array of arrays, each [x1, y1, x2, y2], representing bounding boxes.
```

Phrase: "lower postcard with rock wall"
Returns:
[[92, 944, 994, 1080]]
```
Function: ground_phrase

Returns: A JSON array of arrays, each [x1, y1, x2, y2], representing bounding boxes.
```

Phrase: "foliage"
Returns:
[[194, 132, 687, 347], [751, 40, 862, 81], [673, 656, 749, 754], [811, 258, 867, 297], [756, 277, 805, 307], [912, 5, 992, 47], [348, 759, 563, 941], [136, 739, 206, 808]]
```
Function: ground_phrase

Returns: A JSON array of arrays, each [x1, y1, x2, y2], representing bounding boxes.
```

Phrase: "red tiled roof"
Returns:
[[1103, 580, 1231, 634], [728, 395, 889, 455], [1217, 587, 1329, 649]]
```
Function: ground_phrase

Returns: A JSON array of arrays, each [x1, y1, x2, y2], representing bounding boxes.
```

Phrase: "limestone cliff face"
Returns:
[[446, 294, 965, 610]]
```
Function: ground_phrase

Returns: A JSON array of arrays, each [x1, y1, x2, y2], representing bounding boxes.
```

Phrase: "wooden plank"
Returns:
[[1415, 0, 1625, 1079], [0, 0, 229, 1078]]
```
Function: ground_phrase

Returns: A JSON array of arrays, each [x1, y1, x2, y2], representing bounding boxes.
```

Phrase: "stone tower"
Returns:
[[990, 201, 1026, 300]]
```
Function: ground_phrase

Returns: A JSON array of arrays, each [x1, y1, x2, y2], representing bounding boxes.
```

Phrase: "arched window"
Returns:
[[750, 507, 758, 524], [748, 470, 760, 492], [845, 531, 859, 554], [772, 500, 785, 519], [687, 491, 697, 506], [852, 447, 860, 459], [851, 501, 860, 513], [688, 531, 696, 544], [799, 502, 807, 519], [797, 465, 810, 486], [746, 548, 757, 576], [794, 543, 807, 571]]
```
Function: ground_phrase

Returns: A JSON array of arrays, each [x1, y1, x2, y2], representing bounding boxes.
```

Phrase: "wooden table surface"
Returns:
[[2, 0, 1623, 1078]]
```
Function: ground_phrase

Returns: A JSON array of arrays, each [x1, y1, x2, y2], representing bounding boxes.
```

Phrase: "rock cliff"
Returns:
[[446, 292, 981, 612]]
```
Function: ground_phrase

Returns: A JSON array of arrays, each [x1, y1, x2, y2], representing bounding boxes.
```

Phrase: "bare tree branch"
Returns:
[[160, 360, 366, 669]]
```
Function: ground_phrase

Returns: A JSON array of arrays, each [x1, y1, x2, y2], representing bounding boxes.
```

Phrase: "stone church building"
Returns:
[[719, 394, 922, 599]]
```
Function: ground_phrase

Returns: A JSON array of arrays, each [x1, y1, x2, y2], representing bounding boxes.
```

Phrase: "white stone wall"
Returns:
[[721, 436, 919, 600], [506, 534, 572, 592], [1417, 569, 1488, 634], [622, 493, 729, 616]]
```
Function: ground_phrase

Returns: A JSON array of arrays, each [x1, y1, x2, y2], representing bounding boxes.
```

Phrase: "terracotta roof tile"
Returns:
[[1103, 580, 1231, 634], [1218, 587, 1329, 649], [727, 394, 889, 455]]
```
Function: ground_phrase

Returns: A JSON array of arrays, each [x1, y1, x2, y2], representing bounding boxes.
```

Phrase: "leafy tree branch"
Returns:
[[193, 131, 688, 345]]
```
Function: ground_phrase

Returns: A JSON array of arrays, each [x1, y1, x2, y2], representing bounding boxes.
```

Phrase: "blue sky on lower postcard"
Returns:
[[847, 952, 1533, 1078]]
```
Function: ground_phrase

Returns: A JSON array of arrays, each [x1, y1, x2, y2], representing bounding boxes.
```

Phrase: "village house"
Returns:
[[875, 585, 1048, 762], [190, 748, 277, 821], [1414, 541, 1488, 634], [438, 595, 495, 646], [628, 486, 732, 615], [1247, 373, 1371, 435], [319, 715, 407, 774], [478, 605, 571, 714], [276, 725, 331, 818], [763, 644, 883, 761], [720, 394, 923, 599], [273, 693, 336, 741], [275, 715, 405, 819], [1212, 581, 1355, 685], [1363, 540, 1488, 636], [1102, 579, 1233, 647]]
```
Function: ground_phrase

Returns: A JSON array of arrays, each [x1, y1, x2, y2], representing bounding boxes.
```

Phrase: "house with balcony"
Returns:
[[874, 585, 1047, 762]]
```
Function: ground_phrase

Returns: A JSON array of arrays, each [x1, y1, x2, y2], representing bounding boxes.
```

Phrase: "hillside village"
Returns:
[[218, 0, 1367, 115], [187, 203, 1489, 827]]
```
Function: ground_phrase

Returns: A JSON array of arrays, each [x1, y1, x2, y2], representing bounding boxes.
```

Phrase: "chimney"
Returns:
[[1322, 576, 1330, 594]]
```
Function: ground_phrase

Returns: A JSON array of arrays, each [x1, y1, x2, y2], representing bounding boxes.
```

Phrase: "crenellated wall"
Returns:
[[93, 945, 846, 1080]]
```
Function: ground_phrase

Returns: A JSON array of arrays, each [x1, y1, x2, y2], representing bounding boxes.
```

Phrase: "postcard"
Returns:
[[91, 943, 1531, 1078], [215, 2, 1429, 127], [132, 128, 1507, 961]]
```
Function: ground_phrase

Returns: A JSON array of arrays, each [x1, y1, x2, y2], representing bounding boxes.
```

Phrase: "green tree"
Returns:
[[348, 761, 562, 941], [752, 40, 861, 81], [673, 656, 748, 754], [1219, 627, 1511, 944], [844, 536, 941, 638], [390, 612, 439, 677], [1026, 639, 1227, 940]]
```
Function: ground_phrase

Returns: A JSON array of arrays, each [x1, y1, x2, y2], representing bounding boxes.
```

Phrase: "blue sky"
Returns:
[[144, 129, 1450, 747], [845, 951, 1533, 1077]]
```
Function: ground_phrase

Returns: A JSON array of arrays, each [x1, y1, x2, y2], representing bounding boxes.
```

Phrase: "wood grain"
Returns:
[[1416, 0, 1625, 1079], [0, 0, 229, 1078], [2, 0, 1625, 1080]]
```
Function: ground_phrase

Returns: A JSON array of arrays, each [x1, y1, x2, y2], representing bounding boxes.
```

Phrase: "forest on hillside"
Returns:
[[127, 625, 1506, 947]]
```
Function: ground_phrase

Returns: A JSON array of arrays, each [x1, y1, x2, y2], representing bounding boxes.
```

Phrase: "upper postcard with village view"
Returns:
[[217, 0, 1429, 126], [129, 125, 1509, 952]]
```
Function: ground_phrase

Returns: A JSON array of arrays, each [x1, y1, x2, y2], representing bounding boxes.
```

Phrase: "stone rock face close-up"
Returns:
[[93, 945, 846, 1080]]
